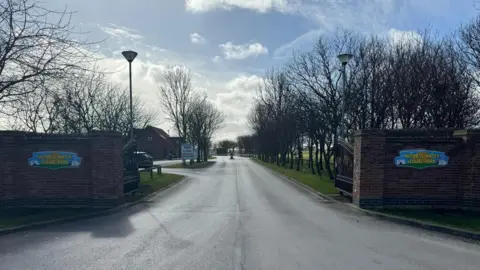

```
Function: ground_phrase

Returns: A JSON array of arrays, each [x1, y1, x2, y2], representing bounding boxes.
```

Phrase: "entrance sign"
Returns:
[[394, 149, 449, 169], [28, 151, 82, 170], [181, 144, 195, 159]]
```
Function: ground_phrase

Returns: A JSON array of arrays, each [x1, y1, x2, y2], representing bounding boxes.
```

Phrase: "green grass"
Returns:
[[208, 156, 216, 159], [0, 172, 184, 229], [164, 161, 215, 169], [254, 159, 337, 194], [379, 209, 480, 233], [125, 172, 184, 202]]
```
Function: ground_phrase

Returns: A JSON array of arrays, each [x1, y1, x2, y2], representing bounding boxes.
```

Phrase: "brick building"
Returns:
[[134, 125, 174, 159]]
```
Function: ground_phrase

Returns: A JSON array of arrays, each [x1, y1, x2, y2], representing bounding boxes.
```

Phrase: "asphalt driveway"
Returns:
[[1, 156, 479, 269]]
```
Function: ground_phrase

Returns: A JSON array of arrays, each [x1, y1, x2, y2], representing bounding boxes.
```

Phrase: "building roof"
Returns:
[[136, 125, 174, 148]]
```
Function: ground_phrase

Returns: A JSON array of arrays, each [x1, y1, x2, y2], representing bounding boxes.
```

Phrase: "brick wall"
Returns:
[[353, 129, 480, 209], [0, 131, 124, 208]]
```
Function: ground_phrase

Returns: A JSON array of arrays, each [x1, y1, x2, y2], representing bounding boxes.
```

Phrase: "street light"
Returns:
[[122, 50, 138, 142], [337, 53, 353, 141], [335, 53, 353, 185]]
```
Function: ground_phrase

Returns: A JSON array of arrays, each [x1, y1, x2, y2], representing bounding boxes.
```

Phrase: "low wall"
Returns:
[[353, 129, 480, 209], [0, 131, 124, 208]]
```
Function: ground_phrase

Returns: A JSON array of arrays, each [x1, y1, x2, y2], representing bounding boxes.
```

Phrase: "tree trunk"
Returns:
[[197, 144, 201, 163], [296, 141, 301, 171], [309, 137, 315, 174], [203, 145, 208, 161], [319, 136, 325, 171], [315, 140, 321, 175], [290, 148, 294, 169], [324, 151, 334, 180]]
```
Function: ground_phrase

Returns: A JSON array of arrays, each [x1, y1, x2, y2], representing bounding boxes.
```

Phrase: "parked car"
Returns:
[[134, 151, 153, 169]]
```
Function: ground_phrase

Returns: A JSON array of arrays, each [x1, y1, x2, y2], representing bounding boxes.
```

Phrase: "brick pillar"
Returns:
[[90, 132, 124, 207], [0, 132, 15, 202], [454, 129, 480, 208], [353, 130, 386, 209]]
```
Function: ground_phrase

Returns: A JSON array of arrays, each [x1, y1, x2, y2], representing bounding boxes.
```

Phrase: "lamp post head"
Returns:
[[337, 53, 353, 65], [122, 50, 138, 62]]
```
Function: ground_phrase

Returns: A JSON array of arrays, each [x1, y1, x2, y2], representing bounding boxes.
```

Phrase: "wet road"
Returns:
[[1, 157, 480, 269], [153, 159, 182, 166]]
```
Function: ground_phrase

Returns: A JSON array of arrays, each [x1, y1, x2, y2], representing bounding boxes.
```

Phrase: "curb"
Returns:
[[164, 161, 216, 169], [253, 160, 334, 202], [348, 204, 480, 241], [0, 175, 188, 236]]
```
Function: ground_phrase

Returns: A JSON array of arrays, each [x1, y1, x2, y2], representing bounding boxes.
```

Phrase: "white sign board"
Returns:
[[181, 144, 195, 159]]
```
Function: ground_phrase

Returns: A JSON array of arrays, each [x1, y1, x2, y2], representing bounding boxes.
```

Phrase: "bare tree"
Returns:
[[248, 26, 480, 180], [11, 69, 158, 135], [0, 0, 98, 106], [189, 97, 225, 161], [158, 65, 194, 141], [10, 82, 63, 133]]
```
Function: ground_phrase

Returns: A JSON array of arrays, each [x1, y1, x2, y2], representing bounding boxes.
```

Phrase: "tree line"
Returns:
[[244, 18, 480, 179], [0, 0, 225, 160]]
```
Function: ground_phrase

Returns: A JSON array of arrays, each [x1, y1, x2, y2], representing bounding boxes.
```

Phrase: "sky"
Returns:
[[41, 0, 478, 141]]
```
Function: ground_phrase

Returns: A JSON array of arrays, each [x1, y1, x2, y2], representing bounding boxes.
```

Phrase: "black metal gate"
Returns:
[[123, 140, 139, 194], [334, 139, 354, 196]]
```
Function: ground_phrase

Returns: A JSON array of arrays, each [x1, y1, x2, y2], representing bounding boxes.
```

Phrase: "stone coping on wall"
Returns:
[[355, 128, 480, 137], [0, 130, 122, 137]]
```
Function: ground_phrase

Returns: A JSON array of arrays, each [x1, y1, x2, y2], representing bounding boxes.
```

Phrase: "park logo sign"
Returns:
[[28, 151, 82, 170], [394, 149, 449, 169]]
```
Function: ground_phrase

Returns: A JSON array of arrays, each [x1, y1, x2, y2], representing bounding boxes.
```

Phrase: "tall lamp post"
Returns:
[[122, 50, 138, 142], [335, 53, 353, 181]]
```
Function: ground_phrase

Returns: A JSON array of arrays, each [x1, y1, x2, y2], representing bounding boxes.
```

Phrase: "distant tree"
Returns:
[[218, 139, 237, 154], [236, 135, 257, 154], [188, 97, 225, 161]]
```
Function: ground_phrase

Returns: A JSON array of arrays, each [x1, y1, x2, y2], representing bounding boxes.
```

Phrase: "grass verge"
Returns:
[[253, 158, 337, 195], [125, 172, 184, 202], [0, 172, 184, 229], [208, 156, 217, 159], [164, 161, 215, 169], [378, 209, 480, 233]]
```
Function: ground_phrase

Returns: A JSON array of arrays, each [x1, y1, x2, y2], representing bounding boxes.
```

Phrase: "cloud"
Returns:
[[213, 74, 264, 140], [270, 0, 398, 59], [226, 74, 263, 92], [212, 56, 221, 63], [185, 0, 290, 13], [219, 41, 268, 60], [387, 28, 422, 46], [90, 24, 262, 140], [273, 29, 322, 60], [99, 24, 144, 40], [190, 33, 207, 44]]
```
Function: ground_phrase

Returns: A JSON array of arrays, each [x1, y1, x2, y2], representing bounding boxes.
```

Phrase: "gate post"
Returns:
[[353, 130, 386, 209]]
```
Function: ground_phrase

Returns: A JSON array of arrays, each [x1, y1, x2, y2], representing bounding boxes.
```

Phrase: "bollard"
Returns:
[[157, 166, 162, 175], [150, 168, 153, 179]]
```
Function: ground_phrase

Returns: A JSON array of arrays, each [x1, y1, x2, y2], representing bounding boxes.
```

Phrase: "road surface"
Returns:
[[1, 157, 480, 269], [153, 159, 182, 166]]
